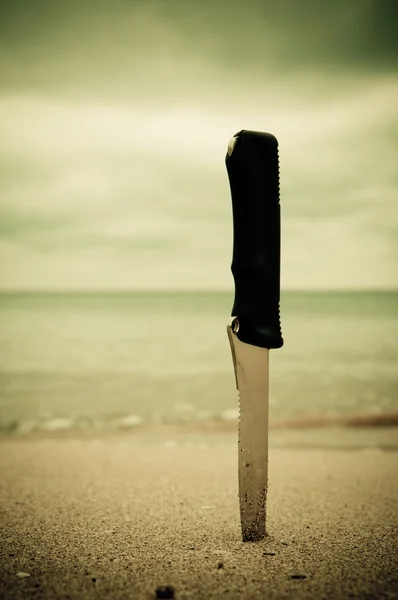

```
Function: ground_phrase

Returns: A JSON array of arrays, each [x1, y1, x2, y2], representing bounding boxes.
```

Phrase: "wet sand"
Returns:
[[1, 432, 397, 599]]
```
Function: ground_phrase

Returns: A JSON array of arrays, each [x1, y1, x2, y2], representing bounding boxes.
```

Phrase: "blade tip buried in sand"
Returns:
[[227, 323, 270, 541]]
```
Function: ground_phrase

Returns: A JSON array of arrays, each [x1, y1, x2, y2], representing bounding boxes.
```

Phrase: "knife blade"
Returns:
[[225, 130, 283, 542]]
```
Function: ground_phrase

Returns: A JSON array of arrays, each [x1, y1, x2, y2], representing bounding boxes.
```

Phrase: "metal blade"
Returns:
[[227, 320, 269, 542]]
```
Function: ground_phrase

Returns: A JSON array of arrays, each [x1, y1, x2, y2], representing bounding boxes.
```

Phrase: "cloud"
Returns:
[[1, 0, 397, 103], [0, 1, 397, 289], [282, 215, 397, 290]]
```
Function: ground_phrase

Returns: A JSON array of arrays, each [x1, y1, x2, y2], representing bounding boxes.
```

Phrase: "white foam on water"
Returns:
[[117, 414, 144, 428], [41, 418, 74, 431], [220, 408, 239, 421]]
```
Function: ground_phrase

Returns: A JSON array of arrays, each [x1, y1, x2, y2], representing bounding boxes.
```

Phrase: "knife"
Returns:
[[225, 130, 283, 542]]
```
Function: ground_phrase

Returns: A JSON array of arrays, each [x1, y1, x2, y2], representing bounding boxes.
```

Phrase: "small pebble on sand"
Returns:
[[155, 585, 175, 599]]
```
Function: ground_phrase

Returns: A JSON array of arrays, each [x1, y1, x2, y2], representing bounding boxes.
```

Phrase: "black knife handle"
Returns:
[[225, 130, 283, 349]]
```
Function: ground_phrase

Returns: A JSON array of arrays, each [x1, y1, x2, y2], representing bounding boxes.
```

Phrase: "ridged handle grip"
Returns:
[[225, 130, 283, 349]]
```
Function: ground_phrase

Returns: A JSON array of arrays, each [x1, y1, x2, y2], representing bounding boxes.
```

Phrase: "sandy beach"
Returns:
[[1, 431, 397, 600]]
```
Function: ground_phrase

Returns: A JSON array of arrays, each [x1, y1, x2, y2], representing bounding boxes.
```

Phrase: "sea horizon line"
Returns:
[[0, 288, 397, 295]]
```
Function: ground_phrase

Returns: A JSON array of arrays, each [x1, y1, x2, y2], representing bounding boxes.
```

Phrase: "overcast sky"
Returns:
[[1, 0, 397, 290]]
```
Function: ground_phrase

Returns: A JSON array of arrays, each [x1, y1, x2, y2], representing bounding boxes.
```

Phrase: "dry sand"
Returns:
[[0, 431, 397, 600]]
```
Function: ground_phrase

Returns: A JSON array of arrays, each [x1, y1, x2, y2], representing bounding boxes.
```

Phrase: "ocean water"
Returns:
[[0, 291, 397, 433]]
